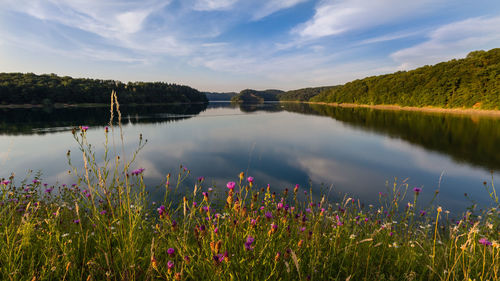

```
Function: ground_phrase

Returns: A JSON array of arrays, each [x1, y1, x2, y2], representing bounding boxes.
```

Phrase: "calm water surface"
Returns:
[[1, 102, 499, 213]]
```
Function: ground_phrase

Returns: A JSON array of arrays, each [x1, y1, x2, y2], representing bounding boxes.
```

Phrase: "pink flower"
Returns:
[[479, 238, 492, 246], [131, 168, 145, 175], [226, 181, 236, 190], [247, 176, 254, 183], [81, 126, 89, 132]]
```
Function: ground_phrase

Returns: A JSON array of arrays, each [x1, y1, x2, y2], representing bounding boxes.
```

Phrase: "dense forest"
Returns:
[[230, 89, 283, 103], [278, 86, 338, 101], [204, 92, 237, 101], [0, 73, 208, 105], [310, 48, 500, 109]]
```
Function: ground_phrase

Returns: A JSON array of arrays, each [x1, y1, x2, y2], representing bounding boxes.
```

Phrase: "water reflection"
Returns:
[[0, 103, 208, 135], [0, 102, 498, 213]]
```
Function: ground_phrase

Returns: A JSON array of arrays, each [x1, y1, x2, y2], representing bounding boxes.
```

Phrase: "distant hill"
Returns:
[[0, 73, 208, 105], [279, 86, 339, 101], [310, 48, 500, 110], [204, 92, 237, 101], [231, 89, 284, 103]]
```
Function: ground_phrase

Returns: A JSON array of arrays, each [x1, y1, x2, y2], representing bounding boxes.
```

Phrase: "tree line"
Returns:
[[309, 48, 500, 109], [0, 73, 207, 105]]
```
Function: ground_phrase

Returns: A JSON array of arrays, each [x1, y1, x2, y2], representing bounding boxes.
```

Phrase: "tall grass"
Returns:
[[0, 93, 498, 280]]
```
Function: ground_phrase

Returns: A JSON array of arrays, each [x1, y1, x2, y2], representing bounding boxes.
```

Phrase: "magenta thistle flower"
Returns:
[[167, 248, 175, 256], [100, 210, 107, 215], [131, 168, 145, 176], [226, 181, 236, 190], [244, 236, 255, 251], [167, 260, 174, 269], [1, 180, 10, 185], [73, 219, 80, 224], [247, 176, 254, 183], [44, 188, 53, 193], [413, 187, 422, 194], [277, 202, 283, 210], [157, 205, 166, 216], [265, 212, 273, 219], [81, 126, 89, 132], [478, 238, 492, 246], [419, 210, 427, 216]]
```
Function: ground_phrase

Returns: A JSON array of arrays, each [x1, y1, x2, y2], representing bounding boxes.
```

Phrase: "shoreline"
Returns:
[[0, 101, 208, 109], [283, 101, 500, 117]]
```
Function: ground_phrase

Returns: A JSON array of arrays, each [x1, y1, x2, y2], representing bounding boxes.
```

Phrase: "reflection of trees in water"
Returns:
[[282, 103, 500, 171], [0, 103, 208, 135]]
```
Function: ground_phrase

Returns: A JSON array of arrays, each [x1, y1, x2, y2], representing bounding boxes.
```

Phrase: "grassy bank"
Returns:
[[1, 125, 498, 280]]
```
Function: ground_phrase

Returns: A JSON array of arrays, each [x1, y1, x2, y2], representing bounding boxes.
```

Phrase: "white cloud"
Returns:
[[295, 0, 436, 39], [253, 0, 308, 20], [391, 16, 500, 70], [193, 0, 239, 11]]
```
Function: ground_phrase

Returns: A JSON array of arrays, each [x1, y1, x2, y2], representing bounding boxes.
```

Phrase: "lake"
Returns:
[[1, 102, 499, 214]]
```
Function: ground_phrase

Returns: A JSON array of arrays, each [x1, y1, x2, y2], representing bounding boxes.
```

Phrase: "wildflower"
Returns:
[[131, 168, 145, 176], [151, 256, 158, 271], [167, 261, 174, 274], [44, 188, 53, 193], [239, 172, 244, 181], [202, 192, 209, 201], [105, 126, 109, 133], [100, 210, 107, 215], [413, 187, 422, 194], [478, 238, 492, 246], [265, 212, 273, 219], [198, 177, 205, 182], [227, 181, 236, 190], [277, 202, 283, 210], [300, 227, 306, 232], [167, 248, 175, 257], [1, 180, 10, 185], [157, 205, 167, 217], [184, 255, 190, 264], [73, 219, 80, 224], [294, 184, 299, 193], [437, 206, 442, 213], [298, 239, 304, 248], [275, 251, 281, 262], [214, 227, 218, 234], [81, 126, 89, 132], [244, 236, 255, 251], [419, 210, 427, 216]]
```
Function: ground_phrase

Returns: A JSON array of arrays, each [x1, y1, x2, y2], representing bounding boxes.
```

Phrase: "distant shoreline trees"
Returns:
[[309, 48, 500, 110], [0, 73, 207, 105]]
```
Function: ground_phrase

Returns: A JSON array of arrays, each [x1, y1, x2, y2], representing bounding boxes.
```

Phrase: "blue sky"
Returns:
[[1, 0, 500, 92]]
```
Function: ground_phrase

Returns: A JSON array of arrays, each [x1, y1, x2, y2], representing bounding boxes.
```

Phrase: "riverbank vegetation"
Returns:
[[310, 48, 500, 110], [0, 73, 207, 105], [1, 121, 498, 280]]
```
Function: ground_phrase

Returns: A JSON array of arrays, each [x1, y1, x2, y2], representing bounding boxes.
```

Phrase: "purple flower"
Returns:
[[167, 260, 174, 269], [184, 256, 190, 263], [1, 180, 10, 185], [277, 202, 283, 210], [478, 238, 492, 246], [167, 248, 175, 256], [81, 126, 89, 132], [198, 177, 205, 182], [419, 210, 427, 216], [244, 236, 255, 251], [214, 227, 218, 234], [226, 181, 236, 190], [131, 168, 145, 176], [413, 187, 422, 194], [32, 179, 40, 184], [73, 219, 80, 224], [100, 210, 107, 215], [265, 212, 273, 219], [300, 227, 306, 232], [157, 205, 166, 216], [305, 208, 311, 213], [247, 176, 254, 183], [44, 188, 53, 193]]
